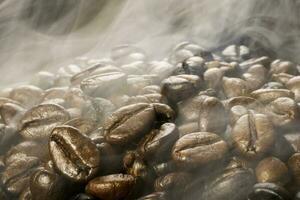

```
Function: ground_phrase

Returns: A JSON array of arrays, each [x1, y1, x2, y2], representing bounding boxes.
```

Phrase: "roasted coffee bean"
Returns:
[[243, 64, 268, 91], [272, 134, 295, 162], [30, 168, 71, 200], [200, 168, 255, 200], [173, 56, 205, 76], [265, 97, 298, 128], [104, 103, 174, 146], [19, 186, 31, 200], [64, 87, 88, 108], [122, 94, 167, 106], [20, 104, 70, 140], [153, 161, 177, 176], [137, 192, 168, 200], [80, 72, 127, 97], [263, 81, 285, 89], [178, 122, 199, 137], [251, 89, 294, 104], [123, 151, 155, 184], [0, 125, 19, 155], [231, 112, 275, 159], [161, 75, 202, 103], [270, 60, 297, 75], [229, 105, 249, 126], [127, 75, 158, 95], [288, 153, 300, 185], [70, 193, 97, 200], [248, 183, 292, 200], [172, 132, 228, 169], [154, 172, 191, 192], [49, 126, 100, 182], [1, 155, 39, 195], [140, 85, 161, 95], [5, 141, 49, 163], [198, 96, 227, 135], [286, 76, 300, 103], [222, 77, 249, 98], [9, 85, 43, 108], [64, 118, 97, 136], [0, 103, 24, 126], [255, 157, 289, 185], [43, 87, 68, 101], [222, 45, 250, 62], [239, 56, 271, 71], [138, 123, 179, 163], [85, 174, 135, 200], [203, 68, 224, 90], [0, 97, 22, 108]]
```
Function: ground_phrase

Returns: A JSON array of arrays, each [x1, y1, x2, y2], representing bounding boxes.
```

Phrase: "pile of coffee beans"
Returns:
[[1, 42, 300, 200]]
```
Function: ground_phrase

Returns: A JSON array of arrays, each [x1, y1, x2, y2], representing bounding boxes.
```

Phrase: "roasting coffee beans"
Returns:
[[49, 126, 100, 182], [1, 42, 300, 199]]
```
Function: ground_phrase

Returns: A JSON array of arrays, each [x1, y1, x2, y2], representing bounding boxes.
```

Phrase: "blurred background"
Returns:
[[1, 0, 300, 86]]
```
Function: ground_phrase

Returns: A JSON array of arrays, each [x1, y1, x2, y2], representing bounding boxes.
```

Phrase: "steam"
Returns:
[[1, 0, 300, 86]]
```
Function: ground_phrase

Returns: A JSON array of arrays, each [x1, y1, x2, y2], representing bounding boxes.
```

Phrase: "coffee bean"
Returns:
[[70, 193, 97, 200], [30, 168, 70, 200], [248, 183, 292, 200], [201, 168, 255, 200], [64, 118, 97, 136], [20, 104, 70, 140], [137, 192, 168, 200], [161, 75, 202, 103], [138, 123, 179, 163], [172, 132, 228, 169], [154, 172, 191, 192], [80, 72, 127, 97], [49, 126, 100, 182], [286, 76, 300, 103], [270, 60, 297, 75], [231, 112, 275, 159], [104, 103, 174, 146], [222, 77, 249, 98], [0, 103, 24, 126], [288, 153, 300, 185], [9, 85, 44, 108], [85, 174, 135, 200], [19, 186, 31, 200], [255, 157, 289, 185], [251, 89, 294, 104]]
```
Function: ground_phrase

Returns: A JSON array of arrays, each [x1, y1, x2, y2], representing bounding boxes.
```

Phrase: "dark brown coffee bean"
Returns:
[[255, 157, 289, 185], [49, 126, 100, 182], [80, 72, 127, 97], [1, 155, 39, 195], [154, 172, 191, 192], [64, 118, 97, 136], [104, 103, 174, 146], [229, 105, 249, 126], [70, 193, 97, 200], [248, 183, 292, 200], [19, 186, 31, 200], [288, 153, 300, 185], [172, 132, 228, 169], [30, 168, 70, 200], [20, 104, 70, 140], [200, 168, 255, 200], [178, 122, 199, 137], [9, 85, 43, 108], [153, 161, 177, 177], [161, 75, 202, 103], [85, 174, 135, 200], [198, 96, 227, 135], [231, 113, 275, 159], [138, 123, 179, 163], [137, 192, 168, 200]]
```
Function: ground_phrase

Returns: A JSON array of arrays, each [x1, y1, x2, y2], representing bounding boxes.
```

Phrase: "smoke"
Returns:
[[0, 0, 300, 86]]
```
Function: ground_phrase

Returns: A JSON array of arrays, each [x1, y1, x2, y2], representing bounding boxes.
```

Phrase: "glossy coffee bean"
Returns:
[[172, 132, 228, 169], [251, 89, 294, 104], [64, 118, 97, 136], [85, 174, 135, 200], [231, 112, 275, 159], [1, 155, 39, 195], [198, 96, 227, 135], [70, 193, 97, 200], [30, 168, 70, 200], [20, 104, 70, 140], [137, 192, 168, 200], [286, 76, 300, 103], [248, 183, 292, 200], [80, 72, 127, 97], [201, 168, 256, 200], [104, 103, 174, 146], [49, 126, 100, 182], [288, 153, 300, 185], [9, 85, 44, 108], [154, 172, 191, 192], [161, 75, 202, 103], [255, 157, 289, 185], [138, 123, 179, 163]]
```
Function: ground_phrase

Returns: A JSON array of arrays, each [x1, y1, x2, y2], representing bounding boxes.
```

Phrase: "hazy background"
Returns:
[[0, 0, 300, 86]]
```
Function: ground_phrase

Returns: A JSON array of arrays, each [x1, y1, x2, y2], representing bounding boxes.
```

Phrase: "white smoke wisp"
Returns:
[[0, 0, 300, 86]]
